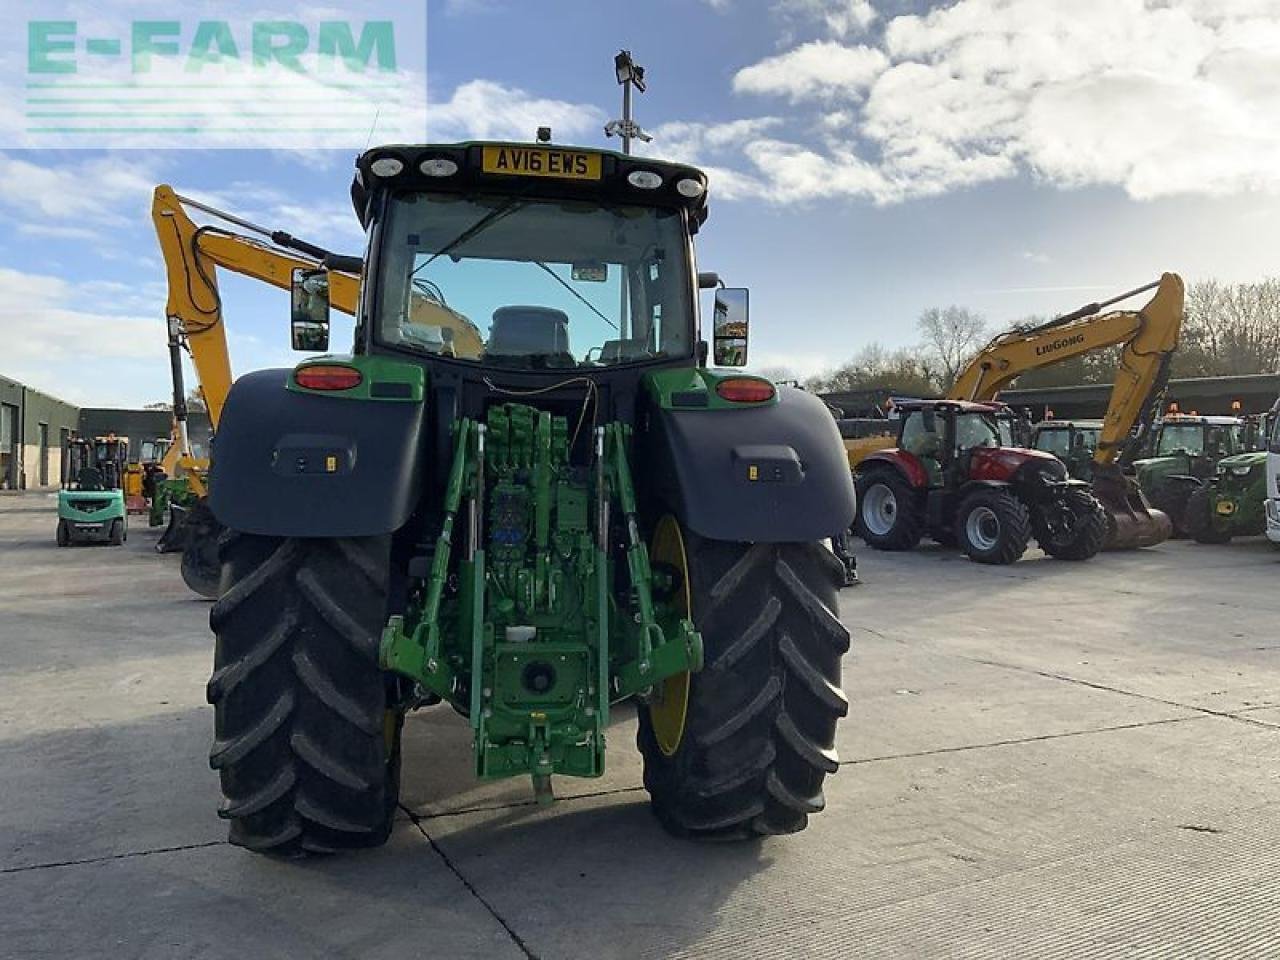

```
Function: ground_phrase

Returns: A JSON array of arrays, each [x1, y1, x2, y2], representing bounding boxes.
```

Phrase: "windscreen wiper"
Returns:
[[413, 198, 525, 277], [534, 261, 617, 331]]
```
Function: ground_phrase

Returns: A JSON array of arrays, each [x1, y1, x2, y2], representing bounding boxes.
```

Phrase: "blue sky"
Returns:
[[2, 0, 1279, 406]]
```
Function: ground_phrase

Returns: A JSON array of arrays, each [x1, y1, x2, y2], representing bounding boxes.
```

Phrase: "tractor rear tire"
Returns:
[[207, 532, 401, 855], [56, 520, 69, 547], [854, 471, 923, 551], [637, 533, 850, 838], [1185, 485, 1232, 544], [109, 519, 125, 546], [1033, 487, 1106, 561], [955, 488, 1031, 564]]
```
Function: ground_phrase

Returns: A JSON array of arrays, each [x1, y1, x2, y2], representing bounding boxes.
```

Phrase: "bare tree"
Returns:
[[805, 342, 935, 396], [917, 306, 990, 390], [1182, 278, 1280, 377]]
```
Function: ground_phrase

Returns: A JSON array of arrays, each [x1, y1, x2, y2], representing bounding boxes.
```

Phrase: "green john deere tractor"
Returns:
[[1131, 414, 1246, 535], [1183, 451, 1268, 544], [56, 436, 128, 547], [202, 140, 855, 854], [1030, 420, 1102, 481]]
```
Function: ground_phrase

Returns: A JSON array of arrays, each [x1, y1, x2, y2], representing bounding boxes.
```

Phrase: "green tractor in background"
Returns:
[[1183, 407, 1277, 544], [56, 436, 129, 547], [1184, 451, 1269, 543], [1030, 419, 1102, 481], [200, 140, 855, 855], [1131, 414, 1246, 535]]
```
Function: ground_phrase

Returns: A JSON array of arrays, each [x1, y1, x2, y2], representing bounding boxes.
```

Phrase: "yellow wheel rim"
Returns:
[[649, 515, 691, 757], [382, 709, 400, 756]]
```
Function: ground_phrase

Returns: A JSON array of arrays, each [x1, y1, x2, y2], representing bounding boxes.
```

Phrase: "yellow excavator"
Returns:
[[151, 185, 482, 595], [846, 273, 1184, 549]]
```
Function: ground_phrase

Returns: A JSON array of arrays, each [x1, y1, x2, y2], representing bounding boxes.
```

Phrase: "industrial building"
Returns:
[[0, 375, 79, 491], [0, 374, 212, 491]]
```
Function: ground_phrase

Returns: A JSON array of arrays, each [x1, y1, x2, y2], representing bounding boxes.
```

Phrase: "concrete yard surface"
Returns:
[[2, 493, 1279, 958]]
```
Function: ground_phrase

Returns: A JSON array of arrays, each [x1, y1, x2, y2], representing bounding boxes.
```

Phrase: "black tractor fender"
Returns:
[[208, 368, 426, 538], [637, 385, 855, 543]]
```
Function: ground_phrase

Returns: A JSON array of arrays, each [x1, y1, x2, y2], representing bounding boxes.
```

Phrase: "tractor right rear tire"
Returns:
[[109, 518, 124, 546], [207, 532, 402, 855], [637, 531, 850, 838], [1185, 485, 1232, 544], [955, 488, 1031, 564], [854, 471, 923, 551]]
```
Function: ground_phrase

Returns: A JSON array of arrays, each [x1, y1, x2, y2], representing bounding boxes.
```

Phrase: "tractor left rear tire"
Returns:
[[637, 531, 850, 838], [56, 520, 69, 547], [207, 533, 401, 855], [955, 489, 1031, 564], [1033, 487, 1106, 561]]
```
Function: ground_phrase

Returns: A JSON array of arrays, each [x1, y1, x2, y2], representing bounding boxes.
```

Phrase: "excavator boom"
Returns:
[[951, 272, 1185, 549], [150, 183, 487, 595], [953, 272, 1184, 465]]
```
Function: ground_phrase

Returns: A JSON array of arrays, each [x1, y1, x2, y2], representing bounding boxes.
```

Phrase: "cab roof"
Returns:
[[351, 141, 710, 231], [892, 398, 1003, 414], [1036, 419, 1103, 429], [1159, 414, 1242, 426]]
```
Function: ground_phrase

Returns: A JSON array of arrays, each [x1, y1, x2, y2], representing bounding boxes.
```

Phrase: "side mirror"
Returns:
[[712, 287, 749, 367], [291, 267, 331, 352]]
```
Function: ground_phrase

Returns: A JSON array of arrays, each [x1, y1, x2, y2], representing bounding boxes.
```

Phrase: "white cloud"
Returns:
[[0, 154, 158, 225], [733, 42, 888, 101], [427, 80, 606, 143], [775, 0, 878, 38], [642, 118, 783, 200], [720, 0, 1280, 204], [0, 267, 158, 367]]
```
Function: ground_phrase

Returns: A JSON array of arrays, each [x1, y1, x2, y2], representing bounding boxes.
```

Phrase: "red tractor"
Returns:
[[854, 399, 1106, 564]]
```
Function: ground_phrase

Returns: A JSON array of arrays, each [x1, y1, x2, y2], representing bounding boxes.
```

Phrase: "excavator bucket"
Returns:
[[155, 502, 190, 554], [1091, 464, 1173, 550], [155, 500, 223, 598]]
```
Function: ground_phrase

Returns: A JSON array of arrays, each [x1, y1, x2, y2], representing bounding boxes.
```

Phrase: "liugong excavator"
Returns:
[[849, 273, 1184, 551], [151, 185, 483, 595]]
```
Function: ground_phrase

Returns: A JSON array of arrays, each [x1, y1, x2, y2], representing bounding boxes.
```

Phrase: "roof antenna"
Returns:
[[363, 106, 382, 152]]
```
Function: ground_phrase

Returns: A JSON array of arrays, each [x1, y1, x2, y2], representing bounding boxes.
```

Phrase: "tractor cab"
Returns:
[[1131, 413, 1245, 533], [891, 400, 1054, 489], [1031, 419, 1103, 480], [57, 436, 129, 547]]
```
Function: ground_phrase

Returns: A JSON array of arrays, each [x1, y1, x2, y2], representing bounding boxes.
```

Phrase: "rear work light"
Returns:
[[295, 365, 363, 391], [715, 378, 775, 403]]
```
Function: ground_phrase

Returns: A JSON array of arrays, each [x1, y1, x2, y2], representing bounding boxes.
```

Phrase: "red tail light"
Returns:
[[295, 364, 362, 391], [715, 377, 775, 403]]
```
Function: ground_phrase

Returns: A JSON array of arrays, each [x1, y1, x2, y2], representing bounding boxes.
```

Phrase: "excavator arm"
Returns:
[[952, 272, 1184, 463], [150, 184, 486, 595], [950, 272, 1185, 548], [151, 184, 364, 431]]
